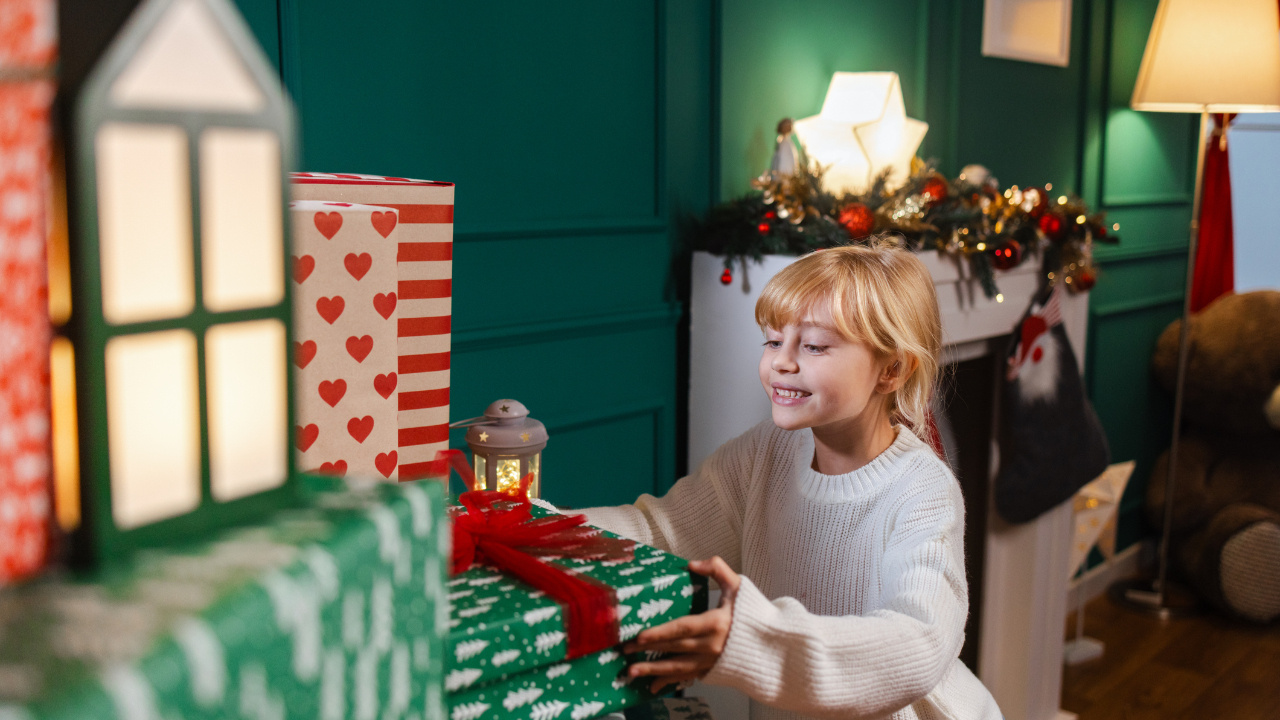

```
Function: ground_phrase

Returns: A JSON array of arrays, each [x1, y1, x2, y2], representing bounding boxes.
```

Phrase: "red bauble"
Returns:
[[838, 202, 875, 238], [990, 239, 1022, 270], [921, 177, 949, 206], [1038, 213, 1065, 242], [1073, 267, 1097, 291], [720, 267, 733, 285], [757, 222, 771, 234]]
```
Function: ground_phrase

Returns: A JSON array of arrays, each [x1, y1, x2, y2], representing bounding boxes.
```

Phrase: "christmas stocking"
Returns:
[[995, 283, 1110, 524]]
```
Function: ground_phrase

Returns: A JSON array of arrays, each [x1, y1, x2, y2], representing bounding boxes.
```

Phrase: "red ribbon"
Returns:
[[432, 450, 633, 659]]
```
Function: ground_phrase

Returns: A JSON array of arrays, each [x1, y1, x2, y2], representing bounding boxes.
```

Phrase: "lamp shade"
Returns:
[[1131, 0, 1280, 112]]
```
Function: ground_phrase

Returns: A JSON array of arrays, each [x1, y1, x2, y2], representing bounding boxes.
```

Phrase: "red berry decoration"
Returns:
[[990, 239, 1022, 270], [757, 222, 770, 234], [1073, 267, 1097, 291], [838, 202, 875, 238], [920, 176, 949, 206], [1038, 213, 1065, 242], [720, 267, 733, 285]]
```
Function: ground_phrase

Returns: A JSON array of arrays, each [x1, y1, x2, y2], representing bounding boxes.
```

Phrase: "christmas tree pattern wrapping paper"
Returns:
[[291, 174, 454, 480], [445, 503, 705, 720], [292, 200, 403, 480], [0, 477, 450, 720]]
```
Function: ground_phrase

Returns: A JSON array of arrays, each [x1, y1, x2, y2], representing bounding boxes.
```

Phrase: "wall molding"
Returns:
[[1095, 241, 1187, 264], [1102, 192, 1192, 208], [456, 217, 667, 242], [453, 303, 682, 353], [545, 401, 665, 436], [1091, 291, 1183, 318]]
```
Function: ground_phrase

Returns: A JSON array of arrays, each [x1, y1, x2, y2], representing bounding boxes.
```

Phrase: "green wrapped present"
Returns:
[[0, 477, 450, 720], [444, 497, 705, 720]]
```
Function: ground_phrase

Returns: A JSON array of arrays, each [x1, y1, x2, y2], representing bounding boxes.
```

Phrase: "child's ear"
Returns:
[[878, 355, 916, 393]]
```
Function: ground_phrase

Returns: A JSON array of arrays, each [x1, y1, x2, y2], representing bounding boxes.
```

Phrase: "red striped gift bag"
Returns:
[[290, 174, 454, 481]]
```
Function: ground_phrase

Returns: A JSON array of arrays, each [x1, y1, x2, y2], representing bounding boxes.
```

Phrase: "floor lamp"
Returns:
[[1110, 0, 1280, 619]]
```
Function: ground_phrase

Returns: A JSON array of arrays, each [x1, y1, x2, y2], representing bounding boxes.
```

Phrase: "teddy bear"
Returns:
[[1146, 289, 1280, 622]]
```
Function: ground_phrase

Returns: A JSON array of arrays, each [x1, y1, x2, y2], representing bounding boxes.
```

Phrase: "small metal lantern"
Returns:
[[461, 400, 548, 497]]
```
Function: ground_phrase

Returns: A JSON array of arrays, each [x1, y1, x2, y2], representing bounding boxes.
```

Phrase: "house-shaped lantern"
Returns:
[[62, 0, 296, 564]]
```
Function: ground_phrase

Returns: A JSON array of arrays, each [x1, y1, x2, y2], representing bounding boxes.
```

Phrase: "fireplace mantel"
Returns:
[[686, 250, 1087, 720]]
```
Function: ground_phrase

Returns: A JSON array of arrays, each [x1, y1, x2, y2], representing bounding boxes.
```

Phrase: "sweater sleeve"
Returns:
[[703, 473, 969, 719], [576, 423, 763, 570]]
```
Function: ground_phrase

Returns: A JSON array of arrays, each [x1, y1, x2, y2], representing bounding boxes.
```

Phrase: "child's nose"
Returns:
[[771, 346, 799, 372]]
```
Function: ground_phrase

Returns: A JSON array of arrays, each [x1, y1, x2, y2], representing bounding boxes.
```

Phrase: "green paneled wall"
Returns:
[[232, 0, 1192, 549], [233, 0, 714, 508]]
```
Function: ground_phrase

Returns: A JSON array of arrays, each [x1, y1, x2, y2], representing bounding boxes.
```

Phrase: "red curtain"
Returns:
[[1190, 113, 1235, 314]]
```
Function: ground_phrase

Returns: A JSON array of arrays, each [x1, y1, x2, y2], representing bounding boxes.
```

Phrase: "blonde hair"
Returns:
[[754, 238, 942, 437]]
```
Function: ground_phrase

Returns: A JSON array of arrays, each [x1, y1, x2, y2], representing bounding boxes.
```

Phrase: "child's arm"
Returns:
[[576, 423, 761, 570], [704, 483, 969, 719]]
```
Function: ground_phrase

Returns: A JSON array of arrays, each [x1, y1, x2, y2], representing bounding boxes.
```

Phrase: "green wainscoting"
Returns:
[[227, 0, 1191, 545]]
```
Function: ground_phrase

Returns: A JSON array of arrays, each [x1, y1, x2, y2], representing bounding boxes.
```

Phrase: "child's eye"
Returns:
[[804, 344, 828, 354], [763, 340, 781, 349]]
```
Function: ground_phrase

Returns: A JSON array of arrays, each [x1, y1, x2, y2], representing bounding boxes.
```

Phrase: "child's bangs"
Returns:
[[755, 258, 864, 342]]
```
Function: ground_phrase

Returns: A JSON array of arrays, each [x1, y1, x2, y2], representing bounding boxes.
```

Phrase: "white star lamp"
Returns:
[[793, 72, 928, 195]]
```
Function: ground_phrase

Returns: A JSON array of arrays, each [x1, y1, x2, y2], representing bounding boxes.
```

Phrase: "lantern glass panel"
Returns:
[[105, 330, 201, 528], [527, 452, 540, 498], [206, 319, 287, 501], [50, 337, 80, 531], [96, 122, 193, 324], [473, 453, 487, 491], [109, 0, 264, 113], [495, 456, 521, 495], [200, 128, 283, 312]]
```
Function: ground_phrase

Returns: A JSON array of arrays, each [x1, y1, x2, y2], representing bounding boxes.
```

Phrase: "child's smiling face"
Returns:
[[758, 303, 895, 434]]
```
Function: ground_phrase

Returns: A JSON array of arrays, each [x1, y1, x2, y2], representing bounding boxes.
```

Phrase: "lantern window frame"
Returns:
[[68, 0, 298, 564]]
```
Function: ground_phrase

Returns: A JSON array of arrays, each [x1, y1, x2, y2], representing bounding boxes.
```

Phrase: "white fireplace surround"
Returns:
[[686, 250, 1089, 720]]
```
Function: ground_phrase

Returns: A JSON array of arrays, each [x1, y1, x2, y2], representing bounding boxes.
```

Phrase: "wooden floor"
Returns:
[[1061, 591, 1280, 720]]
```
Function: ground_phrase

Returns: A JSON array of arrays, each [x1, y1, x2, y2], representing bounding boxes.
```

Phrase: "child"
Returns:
[[577, 241, 1002, 719]]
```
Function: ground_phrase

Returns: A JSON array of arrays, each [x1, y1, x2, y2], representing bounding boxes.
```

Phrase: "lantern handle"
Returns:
[[449, 416, 497, 429]]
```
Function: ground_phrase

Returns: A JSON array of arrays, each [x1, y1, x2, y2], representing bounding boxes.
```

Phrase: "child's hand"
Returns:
[[623, 556, 740, 694]]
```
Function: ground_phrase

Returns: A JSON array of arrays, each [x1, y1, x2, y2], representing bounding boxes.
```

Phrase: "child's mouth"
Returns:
[[773, 387, 811, 403]]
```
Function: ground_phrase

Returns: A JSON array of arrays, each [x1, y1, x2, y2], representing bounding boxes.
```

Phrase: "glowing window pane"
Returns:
[[473, 454, 487, 491], [207, 320, 287, 501], [495, 457, 521, 496], [50, 337, 80, 531], [527, 453, 540, 499], [201, 129, 283, 312], [96, 123, 193, 324], [106, 330, 201, 529], [109, 0, 264, 112]]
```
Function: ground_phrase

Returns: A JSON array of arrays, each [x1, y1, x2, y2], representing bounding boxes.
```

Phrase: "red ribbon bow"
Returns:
[[432, 450, 632, 659]]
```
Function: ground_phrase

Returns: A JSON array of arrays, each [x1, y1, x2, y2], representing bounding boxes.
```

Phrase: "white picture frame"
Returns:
[[982, 0, 1072, 67]]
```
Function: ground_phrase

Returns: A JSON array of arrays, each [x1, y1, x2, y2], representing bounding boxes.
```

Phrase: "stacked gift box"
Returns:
[[444, 502, 706, 720], [290, 173, 455, 482], [0, 477, 450, 720]]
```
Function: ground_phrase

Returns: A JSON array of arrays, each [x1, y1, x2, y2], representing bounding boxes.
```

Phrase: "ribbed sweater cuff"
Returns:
[[703, 575, 780, 695]]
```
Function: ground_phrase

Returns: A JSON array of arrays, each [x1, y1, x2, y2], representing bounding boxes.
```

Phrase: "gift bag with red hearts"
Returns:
[[290, 175, 455, 481], [291, 201, 401, 479]]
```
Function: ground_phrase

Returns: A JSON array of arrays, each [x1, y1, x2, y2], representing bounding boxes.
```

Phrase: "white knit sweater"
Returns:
[[579, 421, 1002, 720]]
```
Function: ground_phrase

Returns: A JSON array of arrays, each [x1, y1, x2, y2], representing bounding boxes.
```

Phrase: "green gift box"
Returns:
[[445, 503, 706, 720], [0, 477, 450, 720]]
